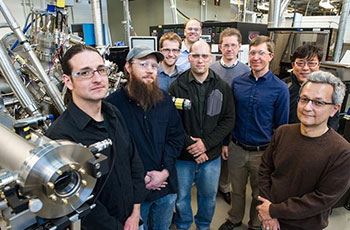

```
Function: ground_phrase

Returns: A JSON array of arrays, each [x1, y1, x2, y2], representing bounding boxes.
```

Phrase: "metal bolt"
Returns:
[[95, 163, 100, 169], [69, 164, 76, 170], [96, 171, 102, 178], [81, 180, 87, 186], [95, 153, 101, 158], [79, 168, 86, 175], [75, 193, 80, 198], [47, 182, 54, 189], [56, 170, 63, 176], [62, 198, 68, 205], [49, 195, 57, 201]]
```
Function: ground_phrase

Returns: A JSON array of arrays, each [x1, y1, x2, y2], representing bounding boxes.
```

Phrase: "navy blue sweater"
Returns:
[[106, 87, 184, 202]]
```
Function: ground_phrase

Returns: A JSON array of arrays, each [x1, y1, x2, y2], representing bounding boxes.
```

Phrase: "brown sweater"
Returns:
[[259, 123, 350, 230]]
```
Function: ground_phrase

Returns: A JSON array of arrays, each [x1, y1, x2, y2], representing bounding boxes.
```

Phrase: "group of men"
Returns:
[[45, 17, 350, 230]]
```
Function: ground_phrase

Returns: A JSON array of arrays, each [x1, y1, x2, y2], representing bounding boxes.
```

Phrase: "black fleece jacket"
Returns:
[[168, 69, 235, 161]]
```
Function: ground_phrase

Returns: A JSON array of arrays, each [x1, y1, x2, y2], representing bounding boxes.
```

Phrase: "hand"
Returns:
[[221, 145, 228, 160], [257, 196, 272, 221], [262, 218, 280, 230], [144, 174, 151, 185], [124, 204, 140, 230], [195, 153, 209, 164], [145, 169, 169, 190], [187, 137, 207, 157]]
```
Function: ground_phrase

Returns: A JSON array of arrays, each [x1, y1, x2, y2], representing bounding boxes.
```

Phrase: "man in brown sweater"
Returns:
[[258, 71, 350, 230]]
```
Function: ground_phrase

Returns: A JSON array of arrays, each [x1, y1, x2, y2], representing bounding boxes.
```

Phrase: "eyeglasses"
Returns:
[[297, 96, 334, 107], [189, 53, 211, 60], [249, 50, 271, 57], [186, 27, 200, 32], [131, 61, 159, 70], [294, 61, 319, 68], [161, 48, 180, 54], [71, 66, 110, 79], [222, 44, 238, 50]]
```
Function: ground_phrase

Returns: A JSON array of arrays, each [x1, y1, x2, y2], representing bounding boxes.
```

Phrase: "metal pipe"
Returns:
[[169, 0, 178, 24], [0, 41, 40, 116], [279, 0, 291, 18], [268, 0, 281, 28], [91, 0, 104, 49], [123, 0, 131, 46], [0, 0, 65, 114], [333, 0, 350, 62]]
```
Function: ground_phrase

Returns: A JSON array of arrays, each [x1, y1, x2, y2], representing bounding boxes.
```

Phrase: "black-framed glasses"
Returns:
[[71, 66, 110, 79], [297, 96, 334, 107], [294, 61, 319, 68]]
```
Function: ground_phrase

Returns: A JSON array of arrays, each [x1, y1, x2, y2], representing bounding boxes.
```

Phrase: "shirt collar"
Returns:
[[249, 70, 272, 81], [181, 41, 190, 53], [67, 100, 116, 130], [158, 64, 179, 77], [220, 57, 238, 68]]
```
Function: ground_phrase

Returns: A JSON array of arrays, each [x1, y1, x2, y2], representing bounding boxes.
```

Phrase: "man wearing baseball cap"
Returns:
[[106, 46, 184, 230]]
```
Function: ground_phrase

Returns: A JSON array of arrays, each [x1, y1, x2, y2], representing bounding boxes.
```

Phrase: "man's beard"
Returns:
[[127, 72, 163, 110]]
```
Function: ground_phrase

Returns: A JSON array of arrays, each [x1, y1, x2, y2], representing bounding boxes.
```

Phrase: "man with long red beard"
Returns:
[[106, 46, 184, 230]]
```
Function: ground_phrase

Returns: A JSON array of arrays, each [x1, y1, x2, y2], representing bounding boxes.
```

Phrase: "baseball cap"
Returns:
[[126, 46, 164, 62]]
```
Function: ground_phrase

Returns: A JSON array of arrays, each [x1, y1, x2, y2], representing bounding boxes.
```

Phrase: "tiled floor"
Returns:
[[185, 186, 350, 230]]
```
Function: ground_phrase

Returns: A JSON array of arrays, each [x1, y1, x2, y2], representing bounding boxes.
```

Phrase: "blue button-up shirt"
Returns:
[[232, 70, 289, 146], [176, 41, 190, 72], [157, 64, 182, 91]]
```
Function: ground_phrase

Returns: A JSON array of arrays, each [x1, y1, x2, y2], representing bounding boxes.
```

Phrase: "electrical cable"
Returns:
[[176, 8, 190, 20], [47, 38, 69, 75], [10, 13, 47, 52]]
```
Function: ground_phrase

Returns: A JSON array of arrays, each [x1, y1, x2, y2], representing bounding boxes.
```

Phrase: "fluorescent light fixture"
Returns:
[[319, 0, 334, 9]]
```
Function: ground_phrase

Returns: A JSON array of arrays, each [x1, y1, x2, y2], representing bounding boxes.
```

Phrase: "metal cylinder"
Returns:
[[169, 0, 178, 24], [0, 123, 34, 170], [268, 0, 281, 28], [333, 0, 350, 62], [123, 0, 131, 46], [0, 123, 96, 219], [0, 41, 40, 116], [91, 0, 104, 49], [0, 0, 65, 114]]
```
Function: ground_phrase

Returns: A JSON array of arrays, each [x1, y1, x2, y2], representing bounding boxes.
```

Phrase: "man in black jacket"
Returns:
[[169, 41, 235, 230], [286, 45, 339, 130], [46, 44, 145, 230]]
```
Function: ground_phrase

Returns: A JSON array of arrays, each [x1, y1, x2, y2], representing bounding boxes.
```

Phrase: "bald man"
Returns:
[[169, 41, 235, 230]]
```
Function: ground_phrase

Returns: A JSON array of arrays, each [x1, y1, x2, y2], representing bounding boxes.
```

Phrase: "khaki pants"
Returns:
[[227, 141, 263, 229]]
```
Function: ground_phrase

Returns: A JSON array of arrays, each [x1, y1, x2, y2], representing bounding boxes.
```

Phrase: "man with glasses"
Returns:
[[46, 44, 146, 230], [158, 32, 183, 91], [169, 41, 235, 230], [106, 46, 184, 230], [176, 18, 202, 72], [219, 36, 289, 230], [258, 71, 350, 230], [210, 28, 250, 205], [286, 45, 339, 130]]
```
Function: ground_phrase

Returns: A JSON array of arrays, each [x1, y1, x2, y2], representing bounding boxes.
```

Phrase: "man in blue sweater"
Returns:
[[219, 36, 289, 230], [106, 46, 184, 230]]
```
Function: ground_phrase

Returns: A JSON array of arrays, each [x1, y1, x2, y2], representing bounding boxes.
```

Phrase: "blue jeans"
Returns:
[[140, 193, 177, 230], [174, 157, 221, 230]]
